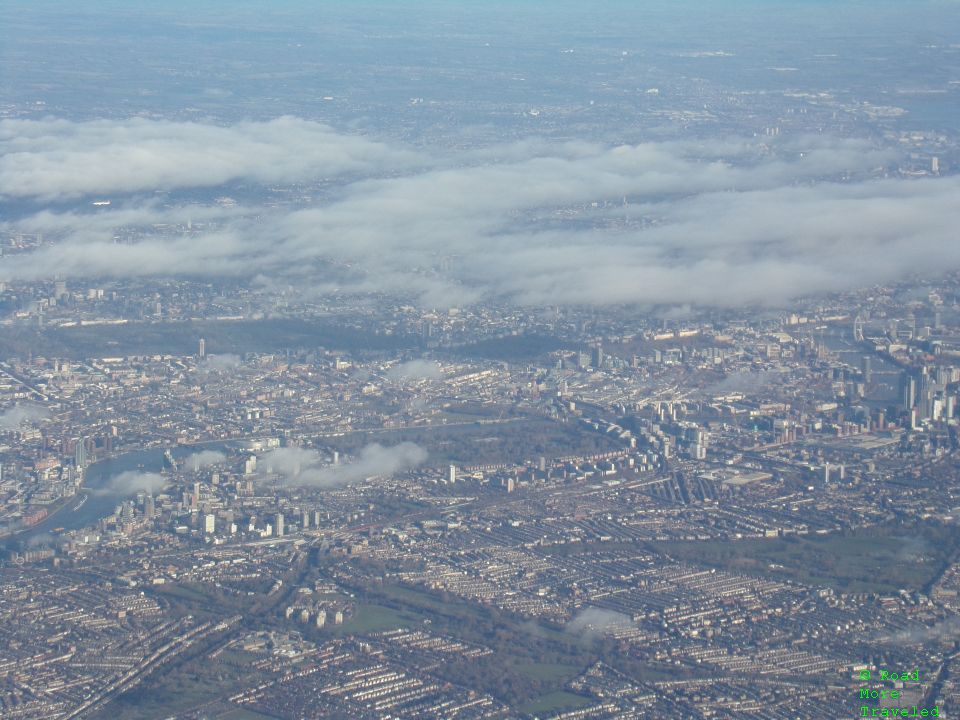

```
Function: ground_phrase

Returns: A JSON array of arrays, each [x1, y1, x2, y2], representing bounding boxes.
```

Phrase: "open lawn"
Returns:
[[518, 690, 592, 717], [333, 602, 419, 636], [649, 523, 958, 594], [515, 662, 581, 683], [216, 708, 280, 720]]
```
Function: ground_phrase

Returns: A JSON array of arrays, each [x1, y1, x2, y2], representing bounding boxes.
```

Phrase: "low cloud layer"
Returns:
[[0, 404, 50, 429], [0, 116, 418, 201], [260, 442, 427, 488], [106, 470, 167, 495], [2, 118, 957, 308], [199, 354, 242, 373], [566, 607, 636, 637], [707, 370, 786, 396], [878, 617, 960, 645], [183, 450, 227, 472], [386, 359, 443, 382]]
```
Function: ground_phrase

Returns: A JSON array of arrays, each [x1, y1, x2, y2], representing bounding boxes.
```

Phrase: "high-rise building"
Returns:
[[301, 509, 310, 529], [204, 513, 216, 534], [918, 367, 935, 419], [591, 343, 604, 368], [75, 438, 87, 469], [275, 512, 285, 537], [901, 373, 916, 410], [861, 356, 872, 384], [448, 464, 456, 484], [144, 495, 155, 519], [198, 337, 206, 359]]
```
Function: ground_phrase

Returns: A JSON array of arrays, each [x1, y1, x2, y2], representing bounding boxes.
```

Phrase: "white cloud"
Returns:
[[707, 370, 786, 396], [0, 116, 420, 200], [566, 607, 636, 637], [183, 450, 226, 472], [879, 617, 960, 645], [2, 118, 956, 308], [0, 404, 50, 429], [386, 359, 443, 382], [199, 354, 242, 373], [259, 442, 427, 488], [106, 470, 167, 495]]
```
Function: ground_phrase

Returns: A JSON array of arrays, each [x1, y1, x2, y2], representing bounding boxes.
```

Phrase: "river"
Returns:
[[7, 442, 231, 547], [797, 322, 902, 408]]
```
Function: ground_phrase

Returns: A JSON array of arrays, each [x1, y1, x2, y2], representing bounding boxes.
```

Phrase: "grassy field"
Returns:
[[92, 608, 270, 720], [332, 602, 419, 636], [449, 334, 573, 362], [323, 416, 621, 466], [2, 317, 415, 359], [648, 524, 956, 594], [518, 690, 593, 717], [515, 662, 581, 683], [216, 708, 280, 720], [93, 664, 261, 720]]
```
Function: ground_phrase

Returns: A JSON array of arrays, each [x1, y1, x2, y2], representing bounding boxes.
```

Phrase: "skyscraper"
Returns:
[[901, 373, 916, 410], [275, 512, 284, 537], [591, 343, 604, 368], [75, 438, 87, 469], [198, 337, 206, 359]]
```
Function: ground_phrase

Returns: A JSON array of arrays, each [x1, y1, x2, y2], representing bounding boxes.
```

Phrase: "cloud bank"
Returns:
[[199, 354, 242, 373], [566, 607, 636, 637], [183, 450, 227, 472], [106, 470, 168, 495], [386, 359, 443, 382], [707, 369, 786, 396], [0, 116, 419, 200], [878, 617, 960, 645], [2, 118, 957, 308], [0, 404, 50, 429], [259, 442, 427, 488]]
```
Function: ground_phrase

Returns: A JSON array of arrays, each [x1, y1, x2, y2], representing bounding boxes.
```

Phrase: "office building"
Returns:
[[75, 438, 87, 469]]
